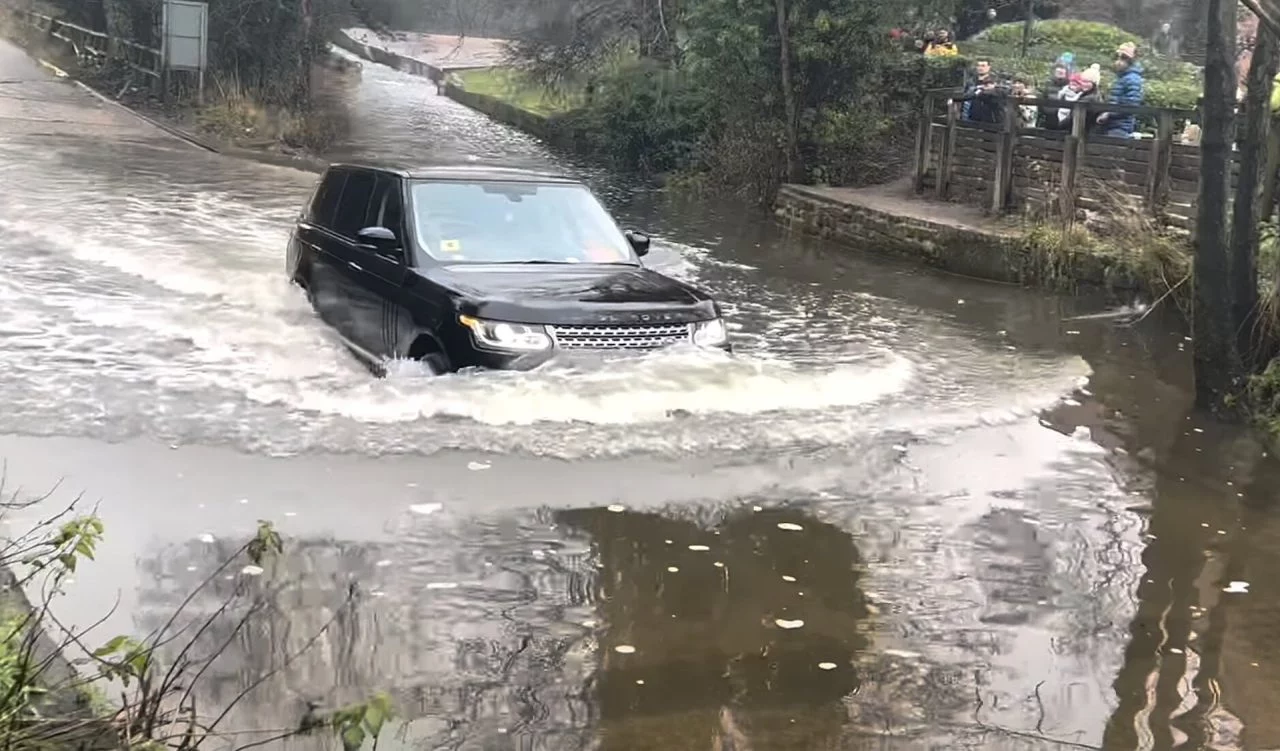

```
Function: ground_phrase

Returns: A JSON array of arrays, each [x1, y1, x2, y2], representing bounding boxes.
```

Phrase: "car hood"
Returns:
[[416, 263, 719, 325]]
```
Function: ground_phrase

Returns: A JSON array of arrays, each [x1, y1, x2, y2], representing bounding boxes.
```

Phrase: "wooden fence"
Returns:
[[9, 8, 162, 81], [911, 91, 1239, 231]]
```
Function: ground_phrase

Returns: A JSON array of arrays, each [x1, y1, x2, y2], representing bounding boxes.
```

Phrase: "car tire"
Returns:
[[407, 334, 450, 376], [291, 260, 315, 305], [419, 353, 449, 376]]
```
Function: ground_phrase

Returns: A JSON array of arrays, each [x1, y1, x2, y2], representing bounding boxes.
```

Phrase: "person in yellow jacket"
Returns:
[[924, 29, 959, 57]]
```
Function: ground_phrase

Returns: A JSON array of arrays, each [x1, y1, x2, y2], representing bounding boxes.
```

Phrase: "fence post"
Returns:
[[991, 98, 1019, 214], [914, 92, 936, 193], [936, 99, 960, 200], [1059, 101, 1088, 229], [1146, 110, 1174, 214]]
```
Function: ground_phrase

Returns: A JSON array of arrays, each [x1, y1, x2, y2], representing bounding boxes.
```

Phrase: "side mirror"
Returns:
[[625, 230, 651, 257], [356, 226, 400, 257]]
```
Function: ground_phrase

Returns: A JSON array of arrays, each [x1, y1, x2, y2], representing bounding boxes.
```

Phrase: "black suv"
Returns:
[[287, 163, 728, 373]]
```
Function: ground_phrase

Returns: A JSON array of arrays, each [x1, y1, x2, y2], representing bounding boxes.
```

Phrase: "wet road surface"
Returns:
[[3, 36, 1280, 750]]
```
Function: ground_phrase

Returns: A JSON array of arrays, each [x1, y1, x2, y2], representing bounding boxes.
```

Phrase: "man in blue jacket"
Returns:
[[1096, 42, 1145, 137]]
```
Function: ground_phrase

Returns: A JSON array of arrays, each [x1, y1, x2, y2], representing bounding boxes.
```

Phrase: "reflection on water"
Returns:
[[1098, 422, 1280, 751], [556, 506, 866, 750], [124, 422, 1139, 751], [133, 504, 879, 750]]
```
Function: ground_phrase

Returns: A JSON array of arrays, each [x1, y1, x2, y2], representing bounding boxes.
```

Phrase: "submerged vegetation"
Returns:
[[0, 482, 393, 750]]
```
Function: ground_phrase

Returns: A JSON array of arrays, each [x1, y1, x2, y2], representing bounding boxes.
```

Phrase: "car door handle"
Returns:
[[348, 261, 363, 271]]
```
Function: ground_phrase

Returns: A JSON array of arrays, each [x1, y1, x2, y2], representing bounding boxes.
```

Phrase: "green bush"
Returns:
[[974, 19, 1141, 57], [558, 57, 710, 174], [807, 105, 906, 187], [1145, 77, 1201, 110], [882, 54, 969, 96]]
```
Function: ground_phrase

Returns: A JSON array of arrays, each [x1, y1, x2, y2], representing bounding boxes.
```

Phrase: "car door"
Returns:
[[361, 173, 412, 358], [325, 169, 385, 358], [296, 169, 351, 334]]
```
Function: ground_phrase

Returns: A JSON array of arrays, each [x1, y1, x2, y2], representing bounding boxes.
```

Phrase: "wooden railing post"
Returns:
[[936, 99, 960, 200], [1059, 101, 1088, 229], [914, 92, 936, 193], [1146, 111, 1175, 214], [991, 98, 1019, 213]]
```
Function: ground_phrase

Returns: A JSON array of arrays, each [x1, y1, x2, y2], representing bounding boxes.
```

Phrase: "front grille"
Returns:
[[548, 323, 692, 350]]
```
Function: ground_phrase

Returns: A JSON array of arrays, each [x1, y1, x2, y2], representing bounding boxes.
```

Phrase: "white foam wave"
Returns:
[[662, 240, 759, 272], [0, 191, 298, 302], [885, 357, 1094, 437], [242, 348, 916, 425]]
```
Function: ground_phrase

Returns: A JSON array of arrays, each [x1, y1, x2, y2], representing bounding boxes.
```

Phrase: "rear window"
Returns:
[[367, 174, 404, 235], [309, 170, 345, 228], [333, 171, 377, 239]]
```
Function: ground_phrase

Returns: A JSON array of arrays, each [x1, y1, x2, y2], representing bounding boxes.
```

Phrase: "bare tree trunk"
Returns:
[[776, 0, 800, 183], [1232, 26, 1279, 368], [1194, 0, 1240, 411], [636, 0, 675, 62], [299, 0, 313, 107], [103, 0, 134, 57], [1021, 0, 1034, 57]]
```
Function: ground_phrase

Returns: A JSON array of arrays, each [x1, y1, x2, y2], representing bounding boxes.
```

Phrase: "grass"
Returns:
[[1015, 171, 1194, 297], [453, 67, 581, 117], [193, 73, 353, 152]]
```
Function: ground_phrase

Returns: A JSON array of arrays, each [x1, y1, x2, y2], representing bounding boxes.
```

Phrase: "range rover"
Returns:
[[286, 163, 729, 373]]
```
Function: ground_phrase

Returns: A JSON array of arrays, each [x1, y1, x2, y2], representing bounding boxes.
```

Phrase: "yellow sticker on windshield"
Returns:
[[441, 239, 462, 252]]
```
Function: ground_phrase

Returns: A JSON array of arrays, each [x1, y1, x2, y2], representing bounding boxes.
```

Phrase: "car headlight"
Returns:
[[691, 318, 727, 347], [459, 315, 552, 351]]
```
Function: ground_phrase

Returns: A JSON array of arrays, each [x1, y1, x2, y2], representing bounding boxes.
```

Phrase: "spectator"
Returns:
[[1011, 80, 1039, 128], [1096, 42, 1145, 137], [1037, 52, 1075, 127], [1053, 65, 1101, 131], [1151, 21, 1179, 58], [925, 29, 959, 57], [962, 60, 1005, 123]]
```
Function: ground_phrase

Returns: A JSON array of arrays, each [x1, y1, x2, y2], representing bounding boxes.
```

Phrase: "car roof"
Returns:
[[326, 161, 580, 184]]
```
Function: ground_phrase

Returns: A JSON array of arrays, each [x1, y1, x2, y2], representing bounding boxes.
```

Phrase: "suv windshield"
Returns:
[[410, 180, 636, 264]]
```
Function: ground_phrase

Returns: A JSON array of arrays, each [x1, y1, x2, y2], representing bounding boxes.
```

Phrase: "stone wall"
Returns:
[[333, 30, 445, 81], [774, 185, 1144, 293]]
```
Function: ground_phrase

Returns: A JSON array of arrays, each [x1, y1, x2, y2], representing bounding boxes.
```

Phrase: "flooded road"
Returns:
[[2, 36, 1280, 750]]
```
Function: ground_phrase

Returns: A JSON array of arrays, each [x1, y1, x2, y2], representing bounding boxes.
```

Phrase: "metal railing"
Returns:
[[10, 8, 162, 79]]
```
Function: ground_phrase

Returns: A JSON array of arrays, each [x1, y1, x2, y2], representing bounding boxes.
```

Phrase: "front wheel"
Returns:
[[406, 334, 451, 376], [419, 352, 449, 376]]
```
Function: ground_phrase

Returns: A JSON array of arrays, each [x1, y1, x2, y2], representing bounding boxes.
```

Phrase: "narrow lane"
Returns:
[[3, 36, 1278, 750]]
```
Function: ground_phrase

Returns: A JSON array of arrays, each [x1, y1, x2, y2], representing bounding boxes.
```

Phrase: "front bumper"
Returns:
[[462, 338, 732, 372]]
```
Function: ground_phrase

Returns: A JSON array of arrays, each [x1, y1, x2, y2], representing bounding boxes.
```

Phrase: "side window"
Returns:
[[332, 170, 377, 239], [309, 170, 345, 228], [367, 175, 405, 239]]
